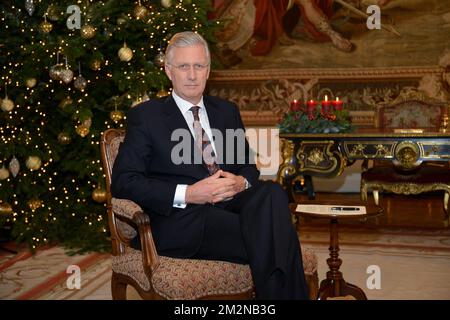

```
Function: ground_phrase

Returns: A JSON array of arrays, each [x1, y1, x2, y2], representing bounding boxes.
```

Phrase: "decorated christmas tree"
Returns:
[[0, 0, 215, 252]]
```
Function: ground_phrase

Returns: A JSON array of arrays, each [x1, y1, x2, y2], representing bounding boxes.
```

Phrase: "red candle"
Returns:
[[307, 99, 317, 112], [290, 99, 301, 112], [332, 97, 343, 111], [321, 95, 331, 114]]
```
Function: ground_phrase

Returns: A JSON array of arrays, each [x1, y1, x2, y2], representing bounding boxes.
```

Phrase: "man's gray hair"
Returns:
[[165, 31, 210, 65]]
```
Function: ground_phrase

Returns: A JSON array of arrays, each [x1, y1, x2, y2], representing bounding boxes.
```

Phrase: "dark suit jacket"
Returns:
[[111, 95, 260, 258]]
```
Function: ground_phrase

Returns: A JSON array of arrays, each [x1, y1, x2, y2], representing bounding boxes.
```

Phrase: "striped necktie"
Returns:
[[190, 106, 220, 175]]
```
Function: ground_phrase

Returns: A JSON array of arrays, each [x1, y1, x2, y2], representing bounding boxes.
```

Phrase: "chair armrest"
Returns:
[[111, 198, 143, 220], [111, 198, 160, 275]]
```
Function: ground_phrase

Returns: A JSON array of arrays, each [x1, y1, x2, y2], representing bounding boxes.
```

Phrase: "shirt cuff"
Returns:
[[244, 178, 251, 190], [173, 184, 187, 209]]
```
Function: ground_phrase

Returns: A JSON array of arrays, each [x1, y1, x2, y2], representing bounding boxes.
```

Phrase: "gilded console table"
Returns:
[[277, 129, 450, 202]]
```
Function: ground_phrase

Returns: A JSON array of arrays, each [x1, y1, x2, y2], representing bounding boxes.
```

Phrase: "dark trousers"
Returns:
[[192, 180, 309, 300]]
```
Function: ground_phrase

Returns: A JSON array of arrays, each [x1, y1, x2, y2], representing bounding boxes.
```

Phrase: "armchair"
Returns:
[[100, 128, 319, 300], [360, 93, 450, 220]]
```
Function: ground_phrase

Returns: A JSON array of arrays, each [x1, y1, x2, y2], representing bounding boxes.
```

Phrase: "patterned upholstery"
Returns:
[[378, 100, 442, 129], [112, 246, 318, 300]]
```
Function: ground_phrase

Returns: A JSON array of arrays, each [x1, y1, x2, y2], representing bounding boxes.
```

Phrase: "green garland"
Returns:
[[278, 109, 355, 134]]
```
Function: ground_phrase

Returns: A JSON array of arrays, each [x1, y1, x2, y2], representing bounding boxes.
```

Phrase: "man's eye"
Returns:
[[179, 64, 189, 70]]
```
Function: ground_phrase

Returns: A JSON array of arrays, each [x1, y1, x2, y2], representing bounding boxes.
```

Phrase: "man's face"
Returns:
[[164, 45, 210, 105]]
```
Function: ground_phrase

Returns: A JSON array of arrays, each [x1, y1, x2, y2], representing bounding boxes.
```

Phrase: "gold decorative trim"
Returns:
[[343, 141, 395, 159], [210, 67, 443, 81], [307, 148, 325, 165], [419, 141, 450, 159], [281, 132, 450, 138], [393, 141, 421, 170], [362, 181, 450, 195], [296, 140, 344, 176], [277, 139, 296, 185]]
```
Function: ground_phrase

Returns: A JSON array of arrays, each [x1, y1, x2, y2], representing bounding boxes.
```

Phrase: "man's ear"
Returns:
[[164, 64, 172, 80]]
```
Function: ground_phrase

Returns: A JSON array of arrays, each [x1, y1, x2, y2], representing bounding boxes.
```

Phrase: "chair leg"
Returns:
[[305, 272, 319, 300], [111, 273, 128, 300]]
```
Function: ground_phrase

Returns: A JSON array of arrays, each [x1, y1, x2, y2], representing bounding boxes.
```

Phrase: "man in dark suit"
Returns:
[[111, 31, 308, 299]]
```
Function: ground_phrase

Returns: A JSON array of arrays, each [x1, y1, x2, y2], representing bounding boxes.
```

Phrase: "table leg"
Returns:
[[304, 175, 316, 200], [318, 218, 367, 300]]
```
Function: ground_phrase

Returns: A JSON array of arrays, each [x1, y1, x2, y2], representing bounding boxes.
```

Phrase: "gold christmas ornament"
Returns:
[[92, 187, 107, 203], [110, 110, 124, 123], [26, 156, 42, 171], [59, 96, 73, 109], [57, 132, 71, 145], [1, 96, 14, 112], [26, 78, 37, 88], [59, 68, 74, 84], [0, 202, 13, 215], [154, 52, 165, 68], [28, 199, 43, 211], [76, 125, 90, 137], [49, 63, 63, 80], [161, 0, 172, 8], [74, 75, 87, 91], [0, 166, 9, 180], [134, 4, 148, 20], [156, 88, 169, 98], [80, 25, 96, 39], [47, 4, 61, 21], [118, 43, 133, 62], [40, 20, 53, 33], [90, 59, 102, 71], [9, 156, 20, 177]]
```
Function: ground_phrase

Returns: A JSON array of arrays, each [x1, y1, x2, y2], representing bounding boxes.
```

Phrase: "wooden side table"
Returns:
[[293, 203, 383, 300]]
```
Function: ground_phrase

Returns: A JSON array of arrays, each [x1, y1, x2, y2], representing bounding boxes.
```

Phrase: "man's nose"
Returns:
[[186, 67, 197, 79]]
